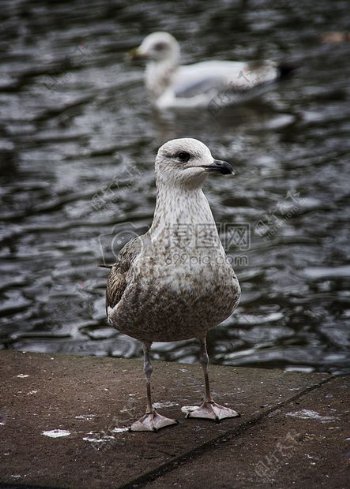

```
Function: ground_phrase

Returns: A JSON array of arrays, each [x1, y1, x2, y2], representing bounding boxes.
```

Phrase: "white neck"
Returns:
[[145, 57, 179, 99], [149, 184, 221, 250]]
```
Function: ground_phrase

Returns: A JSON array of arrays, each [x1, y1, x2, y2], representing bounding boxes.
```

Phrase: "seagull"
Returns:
[[129, 32, 294, 110], [106, 138, 241, 432]]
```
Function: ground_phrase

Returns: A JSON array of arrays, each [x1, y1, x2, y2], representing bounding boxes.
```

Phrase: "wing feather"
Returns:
[[173, 60, 278, 98], [106, 236, 142, 312]]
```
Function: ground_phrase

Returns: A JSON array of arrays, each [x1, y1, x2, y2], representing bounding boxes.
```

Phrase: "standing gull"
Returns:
[[130, 32, 294, 109], [106, 138, 241, 431]]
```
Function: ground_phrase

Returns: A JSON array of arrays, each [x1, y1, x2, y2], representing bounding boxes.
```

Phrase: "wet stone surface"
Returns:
[[0, 0, 349, 372], [1, 350, 345, 489]]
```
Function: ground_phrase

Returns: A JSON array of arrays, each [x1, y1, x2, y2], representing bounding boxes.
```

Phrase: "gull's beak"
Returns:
[[202, 159, 234, 175], [128, 47, 147, 60]]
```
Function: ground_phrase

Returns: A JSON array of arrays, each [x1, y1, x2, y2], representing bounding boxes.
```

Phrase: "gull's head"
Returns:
[[129, 32, 180, 64], [155, 138, 233, 190]]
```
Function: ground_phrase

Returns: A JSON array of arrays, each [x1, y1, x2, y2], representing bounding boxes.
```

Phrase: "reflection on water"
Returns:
[[0, 0, 349, 373]]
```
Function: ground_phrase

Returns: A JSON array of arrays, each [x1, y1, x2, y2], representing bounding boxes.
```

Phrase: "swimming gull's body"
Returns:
[[106, 138, 241, 431], [130, 32, 294, 110]]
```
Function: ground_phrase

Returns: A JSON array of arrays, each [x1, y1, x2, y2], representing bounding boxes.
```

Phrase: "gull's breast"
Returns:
[[110, 253, 240, 343]]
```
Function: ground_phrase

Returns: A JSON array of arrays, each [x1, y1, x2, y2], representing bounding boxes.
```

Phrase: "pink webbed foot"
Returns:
[[183, 401, 240, 422], [129, 410, 178, 432]]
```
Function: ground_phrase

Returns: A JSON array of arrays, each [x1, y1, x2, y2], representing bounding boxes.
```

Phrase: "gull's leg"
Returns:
[[130, 342, 178, 432], [185, 337, 240, 422]]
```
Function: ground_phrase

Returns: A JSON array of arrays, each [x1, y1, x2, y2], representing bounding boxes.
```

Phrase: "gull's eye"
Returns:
[[153, 42, 167, 51], [176, 151, 191, 163]]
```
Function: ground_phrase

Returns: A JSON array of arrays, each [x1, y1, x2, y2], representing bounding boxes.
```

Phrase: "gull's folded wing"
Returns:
[[106, 236, 143, 312], [173, 60, 278, 98]]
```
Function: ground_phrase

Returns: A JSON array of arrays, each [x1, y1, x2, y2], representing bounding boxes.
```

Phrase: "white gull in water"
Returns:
[[106, 138, 241, 431], [130, 32, 294, 110]]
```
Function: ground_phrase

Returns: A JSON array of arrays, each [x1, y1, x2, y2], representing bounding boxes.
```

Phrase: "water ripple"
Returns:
[[0, 0, 349, 372]]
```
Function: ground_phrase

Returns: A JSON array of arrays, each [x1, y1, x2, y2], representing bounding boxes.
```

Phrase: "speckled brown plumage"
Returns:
[[106, 138, 241, 344], [106, 237, 142, 311], [105, 138, 242, 431]]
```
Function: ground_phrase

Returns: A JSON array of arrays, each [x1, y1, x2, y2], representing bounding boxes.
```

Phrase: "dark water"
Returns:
[[0, 0, 349, 374]]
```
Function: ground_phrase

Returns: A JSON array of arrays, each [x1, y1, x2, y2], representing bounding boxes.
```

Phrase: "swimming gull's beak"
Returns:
[[202, 160, 234, 175], [128, 47, 148, 60]]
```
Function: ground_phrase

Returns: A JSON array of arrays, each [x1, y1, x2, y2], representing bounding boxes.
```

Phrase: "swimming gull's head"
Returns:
[[130, 32, 180, 64], [155, 138, 233, 189]]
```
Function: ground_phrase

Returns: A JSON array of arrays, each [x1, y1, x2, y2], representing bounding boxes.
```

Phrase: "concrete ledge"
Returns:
[[0, 351, 348, 488]]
